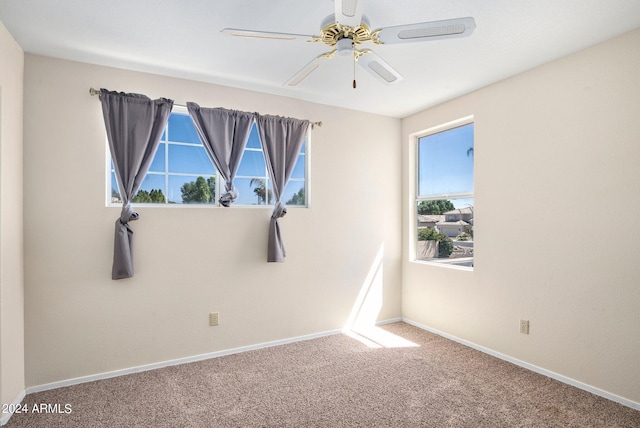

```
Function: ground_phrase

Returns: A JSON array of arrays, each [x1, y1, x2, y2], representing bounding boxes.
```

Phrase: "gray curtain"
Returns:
[[100, 89, 173, 279], [186, 103, 255, 207], [256, 115, 309, 262]]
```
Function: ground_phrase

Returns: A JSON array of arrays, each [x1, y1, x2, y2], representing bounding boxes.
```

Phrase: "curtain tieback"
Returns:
[[219, 182, 239, 207], [271, 201, 287, 220], [119, 203, 139, 225]]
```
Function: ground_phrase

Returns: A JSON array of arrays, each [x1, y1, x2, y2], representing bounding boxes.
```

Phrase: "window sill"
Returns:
[[106, 203, 308, 209], [410, 258, 474, 271]]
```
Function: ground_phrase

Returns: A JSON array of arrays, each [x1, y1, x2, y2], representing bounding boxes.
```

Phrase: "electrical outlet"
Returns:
[[209, 312, 219, 327], [520, 319, 529, 334]]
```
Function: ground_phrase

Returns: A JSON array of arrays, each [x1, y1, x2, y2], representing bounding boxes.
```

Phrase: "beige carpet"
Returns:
[[5, 322, 640, 427]]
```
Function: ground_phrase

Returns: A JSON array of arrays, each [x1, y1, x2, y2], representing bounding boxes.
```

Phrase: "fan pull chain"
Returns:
[[353, 47, 357, 89]]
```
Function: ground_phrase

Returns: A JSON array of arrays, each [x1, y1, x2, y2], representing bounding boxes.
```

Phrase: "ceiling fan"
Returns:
[[222, 0, 476, 88]]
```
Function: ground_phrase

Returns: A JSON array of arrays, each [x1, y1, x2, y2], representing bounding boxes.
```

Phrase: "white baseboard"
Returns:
[[27, 327, 344, 394], [402, 317, 640, 411], [26, 330, 342, 394], [375, 317, 403, 325], [0, 389, 26, 426], [27, 318, 401, 395]]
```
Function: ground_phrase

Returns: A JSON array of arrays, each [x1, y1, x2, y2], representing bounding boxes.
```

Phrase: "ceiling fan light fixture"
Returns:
[[337, 38, 354, 56]]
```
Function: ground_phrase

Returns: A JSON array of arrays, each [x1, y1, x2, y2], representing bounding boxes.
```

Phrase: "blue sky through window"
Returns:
[[168, 113, 200, 143], [418, 123, 474, 198]]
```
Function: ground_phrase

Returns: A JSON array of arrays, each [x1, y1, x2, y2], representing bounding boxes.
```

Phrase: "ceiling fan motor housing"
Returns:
[[316, 14, 379, 48]]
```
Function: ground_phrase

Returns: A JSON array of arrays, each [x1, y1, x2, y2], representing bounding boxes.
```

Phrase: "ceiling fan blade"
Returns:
[[221, 28, 314, 42], [377, 17, 476, 44], [357, 50, 403, 85], [334, 0, 365, 28], [285, 56, 326, 86]]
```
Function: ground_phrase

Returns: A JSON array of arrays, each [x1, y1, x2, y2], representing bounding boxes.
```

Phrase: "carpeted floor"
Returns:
[[5, 322, 640, 427]]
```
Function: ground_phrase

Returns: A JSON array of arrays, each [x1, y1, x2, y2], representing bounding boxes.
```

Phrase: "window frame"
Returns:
[[411, 116, 474, 270], [106, 105, 310, 208]]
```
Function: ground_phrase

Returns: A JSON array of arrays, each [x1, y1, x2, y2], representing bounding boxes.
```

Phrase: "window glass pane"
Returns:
[[283, 180, 305, 206], [168, 144, 215, 175], [149, 143, 165, 172], [168, 175, 217, 204], [236, 150, 267, 177], [111, 171, 121, 203], [416, 198, 474, 267], [234, 177, 272, 205], [418, 123, 474, 197], [112, 172, 167, 204], [245, 125, 261, 149], [132, 174, 166, 203], [168, 114, 200, 143], [290, 154, 305, 179]]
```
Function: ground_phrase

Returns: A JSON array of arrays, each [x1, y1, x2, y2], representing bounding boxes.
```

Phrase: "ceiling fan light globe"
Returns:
[[337, 38, 354, 56]]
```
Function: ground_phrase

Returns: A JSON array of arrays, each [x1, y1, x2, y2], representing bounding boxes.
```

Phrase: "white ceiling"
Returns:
[[1, 0, 639, 118]]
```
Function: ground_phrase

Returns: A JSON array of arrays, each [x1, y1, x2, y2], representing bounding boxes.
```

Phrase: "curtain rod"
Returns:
[[89, 87, 322, 128]]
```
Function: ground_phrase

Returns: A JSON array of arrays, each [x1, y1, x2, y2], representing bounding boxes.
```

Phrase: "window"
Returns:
[[233, 125, 307, 206], [109, 107, 308, 206], [415, 120, 474, 268]]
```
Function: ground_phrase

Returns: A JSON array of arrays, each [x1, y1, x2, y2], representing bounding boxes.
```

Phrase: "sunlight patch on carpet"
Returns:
[[343, 244, 419, 348], [345, 327, 419, 348]]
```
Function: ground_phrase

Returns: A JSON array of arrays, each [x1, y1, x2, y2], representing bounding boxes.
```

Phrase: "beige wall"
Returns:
[[0, 20, 25, 411], [22, 55, 402, 387], [402, 29, 640, 405]]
